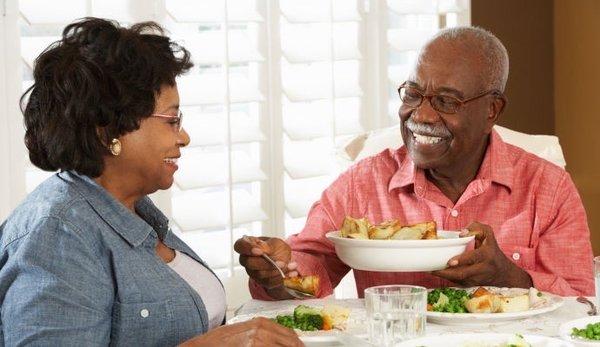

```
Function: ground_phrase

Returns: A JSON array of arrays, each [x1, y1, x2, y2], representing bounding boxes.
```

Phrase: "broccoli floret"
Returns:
[[272, 314, 295, 329], [428, 288, 442, 305], [272, 305, 325, 331], [294, 305, 322, 318], [427, 288, 469, 313], [295, 313, 323, 331], [293, 305, 324, 330]]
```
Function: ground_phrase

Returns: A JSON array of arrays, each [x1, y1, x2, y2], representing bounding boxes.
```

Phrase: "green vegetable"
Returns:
[[572, 322, 600, 340], [272, 314, 295, 329], [293, 305, 323, 331], [427, 288, 469, 313], [271, 305, 324, 331]]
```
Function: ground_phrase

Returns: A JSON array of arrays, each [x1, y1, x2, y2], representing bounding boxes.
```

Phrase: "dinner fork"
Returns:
[[261, 253, 315, 299], [577, 296, 598, 316]]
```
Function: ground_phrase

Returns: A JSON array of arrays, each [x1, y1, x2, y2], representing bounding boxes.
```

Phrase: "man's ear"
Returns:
[[487, 93, 507, 126]]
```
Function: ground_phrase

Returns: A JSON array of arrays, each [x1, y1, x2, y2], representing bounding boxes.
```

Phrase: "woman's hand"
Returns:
[[179, 317, 304, 347]]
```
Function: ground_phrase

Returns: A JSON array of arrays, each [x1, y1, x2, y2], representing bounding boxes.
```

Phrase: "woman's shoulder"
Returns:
[[1, 174, 93, 248]]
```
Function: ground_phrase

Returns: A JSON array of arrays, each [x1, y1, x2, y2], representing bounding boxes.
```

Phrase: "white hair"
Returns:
[[420, 26, 509, 92]]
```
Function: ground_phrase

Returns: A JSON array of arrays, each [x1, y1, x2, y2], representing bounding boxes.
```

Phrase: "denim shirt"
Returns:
[[0, 171, 222, 346]]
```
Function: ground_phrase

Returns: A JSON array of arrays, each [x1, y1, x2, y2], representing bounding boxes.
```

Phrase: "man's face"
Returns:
[[399, 41, 498, 172]]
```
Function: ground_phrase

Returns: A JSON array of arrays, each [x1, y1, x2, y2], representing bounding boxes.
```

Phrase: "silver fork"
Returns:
[[577, 296, 598, 316], [261, 253, 315, 299]]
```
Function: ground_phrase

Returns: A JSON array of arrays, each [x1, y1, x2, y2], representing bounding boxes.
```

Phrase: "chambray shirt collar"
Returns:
[[59, 170, 164, 247], [388, 129, 514, 193]]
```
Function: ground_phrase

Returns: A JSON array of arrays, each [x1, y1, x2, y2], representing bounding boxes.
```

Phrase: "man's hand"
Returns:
[[432, 222, 533, 288], [234, 236, 298, 299]]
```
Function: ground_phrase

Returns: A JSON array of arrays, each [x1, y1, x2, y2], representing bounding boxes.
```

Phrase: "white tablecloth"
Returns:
[[235, 297, 593, 346]]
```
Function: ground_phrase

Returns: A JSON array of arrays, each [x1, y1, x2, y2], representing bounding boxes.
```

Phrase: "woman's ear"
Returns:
[[96, 127, 110, 147], [96, 127, 121, 156]]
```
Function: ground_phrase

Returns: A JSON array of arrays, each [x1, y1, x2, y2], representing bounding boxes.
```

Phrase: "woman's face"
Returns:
[[116, 84, 190, 193]]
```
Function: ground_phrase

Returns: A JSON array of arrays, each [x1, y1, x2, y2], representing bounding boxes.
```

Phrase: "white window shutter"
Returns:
[[3, 0, 471, 306]]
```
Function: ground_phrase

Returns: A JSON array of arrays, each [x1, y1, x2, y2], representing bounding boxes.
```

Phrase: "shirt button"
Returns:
[[512, 253, 520, 261], [450, 209, 459, 217], [140, 309, 149, 318]]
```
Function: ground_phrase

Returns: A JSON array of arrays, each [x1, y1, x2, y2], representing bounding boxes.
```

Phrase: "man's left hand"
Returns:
[[432, 222, 533, 288]]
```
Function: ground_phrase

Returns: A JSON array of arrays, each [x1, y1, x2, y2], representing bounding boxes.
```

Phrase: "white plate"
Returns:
[[325, 230, 474, 272], [397, 333, 573, 346], [427, 287, 564, 325], [559, 316, 600, 346], [227, 306, 368, 343]]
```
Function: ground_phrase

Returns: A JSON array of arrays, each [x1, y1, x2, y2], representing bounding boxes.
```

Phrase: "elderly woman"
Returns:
[[0, 18, 302, 347]]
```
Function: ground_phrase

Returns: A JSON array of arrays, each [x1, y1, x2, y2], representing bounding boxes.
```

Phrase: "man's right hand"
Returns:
[[234, 236, 298, 297]]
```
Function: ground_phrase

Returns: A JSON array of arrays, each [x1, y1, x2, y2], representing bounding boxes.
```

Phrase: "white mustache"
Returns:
[[404, 118, 451, 138]]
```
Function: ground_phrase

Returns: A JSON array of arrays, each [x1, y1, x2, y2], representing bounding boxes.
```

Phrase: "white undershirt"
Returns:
[[168, 250, 226, 329]]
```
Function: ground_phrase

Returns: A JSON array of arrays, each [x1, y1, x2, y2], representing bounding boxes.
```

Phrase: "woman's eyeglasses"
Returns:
[[151, 110, 183, 132]]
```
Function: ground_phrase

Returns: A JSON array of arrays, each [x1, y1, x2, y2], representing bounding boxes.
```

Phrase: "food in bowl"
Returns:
[[283, 275, 319, 296], [427, 287, 549, 314], [340, 216, 437, 240], [271, 304, 350, 331]]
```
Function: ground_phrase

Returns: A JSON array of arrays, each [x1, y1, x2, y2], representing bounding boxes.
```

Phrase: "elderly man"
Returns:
[[235, 26, 594, 299]]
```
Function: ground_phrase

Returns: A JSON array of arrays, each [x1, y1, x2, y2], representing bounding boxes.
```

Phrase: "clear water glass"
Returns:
[[595, 256, 600, 310], [365, 285, 427, 346]]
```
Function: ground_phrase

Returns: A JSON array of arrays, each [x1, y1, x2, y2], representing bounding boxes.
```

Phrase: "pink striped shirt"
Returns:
[[250, 130, 594, 298]]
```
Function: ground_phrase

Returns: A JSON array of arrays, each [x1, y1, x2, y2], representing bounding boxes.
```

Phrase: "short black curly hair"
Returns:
[[21, 17, 193, 177]]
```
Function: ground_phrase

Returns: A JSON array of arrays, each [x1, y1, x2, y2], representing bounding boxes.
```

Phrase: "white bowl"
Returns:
[[325, 230, 474, 272], [559, 316, 600, 346]]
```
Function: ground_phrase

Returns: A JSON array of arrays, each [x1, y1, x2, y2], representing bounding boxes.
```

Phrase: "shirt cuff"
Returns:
[[290, 251, 333, 298], [247, 251, 334, 299]]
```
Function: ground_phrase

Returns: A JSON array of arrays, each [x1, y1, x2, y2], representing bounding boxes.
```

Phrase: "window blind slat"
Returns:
[[19, 0, 87, 24], [283, 98, 363, 140], [387, 28, 437, 51], [281, 61, 362, 101], [284, 175, 335, 218], [172, 190, 267, 231], [280, 21, 361, 62], [178, 75, 264, 105], [179, 30, 264, 64], [280, 0, 361, 22], [284, 138, 335, 179], [175, 151, 267, 189], [166, 0, 263, 23], [387, 0, 437, 15]]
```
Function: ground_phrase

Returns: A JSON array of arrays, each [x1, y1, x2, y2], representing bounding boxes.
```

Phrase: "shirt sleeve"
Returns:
[[249, 169, 355, 299], [0, 216, 113, 346], [526, 172, 595, 296]]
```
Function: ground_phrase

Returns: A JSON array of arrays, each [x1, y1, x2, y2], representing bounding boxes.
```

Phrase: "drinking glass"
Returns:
[[364, 285, 427, 346]]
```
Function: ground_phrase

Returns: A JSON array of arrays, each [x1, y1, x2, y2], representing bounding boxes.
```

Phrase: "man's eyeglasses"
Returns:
[[151, 110, 183, 132], [398, 82, 501, 114]]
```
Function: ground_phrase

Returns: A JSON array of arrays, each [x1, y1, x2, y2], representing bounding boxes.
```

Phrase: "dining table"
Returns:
[[233, 296, 596, 346]]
